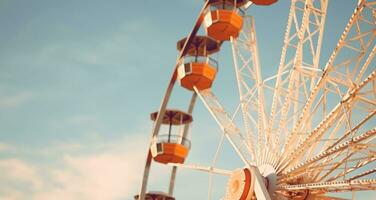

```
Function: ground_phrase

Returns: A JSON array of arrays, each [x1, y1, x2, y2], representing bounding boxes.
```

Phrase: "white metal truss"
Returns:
[[267, 0, 329, 157], [278, 0, 376, 169], [271, 0, 376, 197], [228, 0, 376, 197], [138, 0, 376, 199], [230, 16, 267, 166]]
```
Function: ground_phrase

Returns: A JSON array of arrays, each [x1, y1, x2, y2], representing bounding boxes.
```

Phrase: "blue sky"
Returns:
[[0, 0, 372, 199]]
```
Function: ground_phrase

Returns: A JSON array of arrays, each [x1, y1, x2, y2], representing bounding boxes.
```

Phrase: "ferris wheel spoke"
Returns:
[[314, 109, 376, 159], [281, 154, 369, 183], [285, 0, 376, 155], [348, 168, 376, 181], [279, 146, 374, 184], [279, 128, 376, 183], [207, 173, 213, 200], [326, 156, 376, 182], [268, 0, 328, 155], [313, 154, 364, 182], [277, 70, 376, 173], [207, 133, 226, 200], [231, 16, 269, 166], [355, 45, 376, 84], [305, 82, 360, 160], [280, 179, 376, 193], [280, 116, 375, 178], [311, 136, 376, 181], [194, 87, 256, 166], [284, 128, 376, 174], [327, 45, 376, 89]]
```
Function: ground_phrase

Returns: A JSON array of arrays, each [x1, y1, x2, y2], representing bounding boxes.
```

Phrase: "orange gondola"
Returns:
[[177, 35, 221, 91], [149, 109, 192, 164], [203, 0, 246, 41], [134, 191, 175, 200], [250, 0, 278, 6]]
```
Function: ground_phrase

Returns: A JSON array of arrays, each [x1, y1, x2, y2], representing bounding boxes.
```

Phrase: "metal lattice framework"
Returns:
[[138, 0, 376, 199]]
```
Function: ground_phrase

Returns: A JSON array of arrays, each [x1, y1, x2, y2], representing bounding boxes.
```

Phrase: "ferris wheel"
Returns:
[[136, 0, 376, 199]]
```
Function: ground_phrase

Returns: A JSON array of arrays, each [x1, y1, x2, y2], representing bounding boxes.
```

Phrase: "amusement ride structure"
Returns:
[[136, 0, 376, 199]]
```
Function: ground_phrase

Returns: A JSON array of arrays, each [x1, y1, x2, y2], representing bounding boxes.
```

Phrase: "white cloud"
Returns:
[[0, 143, 15, 152], [0, 159, 41, 186], [0, 134, 156, 200]]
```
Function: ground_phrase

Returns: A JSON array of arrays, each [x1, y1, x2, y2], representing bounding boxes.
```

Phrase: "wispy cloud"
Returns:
[[0, 91, 34, 108], [0, 134, 155, 200], [0, 143, 15, 152]]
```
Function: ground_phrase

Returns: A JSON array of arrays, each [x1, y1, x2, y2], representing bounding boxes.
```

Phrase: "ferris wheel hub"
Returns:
[[225, 168, 254, 200], [225, 165, 278, 200]]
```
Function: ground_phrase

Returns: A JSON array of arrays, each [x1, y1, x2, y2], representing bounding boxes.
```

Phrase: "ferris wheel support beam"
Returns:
[[208, 132, 226, 200], [231, 35, 257, 163], [250, 166, 272, 200], [284, 0, 376, 157], [167, 163, 232, 176], [194, 87, 255, 166], [138, 2, 210, 199]]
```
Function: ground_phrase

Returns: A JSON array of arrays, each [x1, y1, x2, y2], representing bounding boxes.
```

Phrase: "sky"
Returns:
[[0, 0, 372, 200]]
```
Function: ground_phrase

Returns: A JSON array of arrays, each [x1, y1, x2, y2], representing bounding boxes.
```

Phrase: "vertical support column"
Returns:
[[168, 92, 197, 195], [168, 166, 178, 195], [139, 78, 176, 200], [250, 166, 272, 200]]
